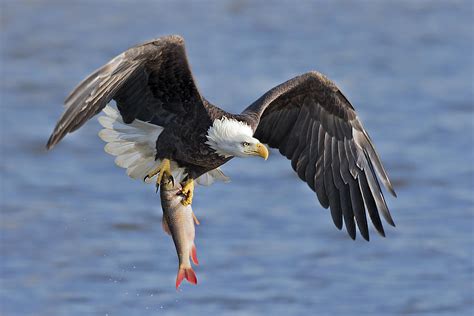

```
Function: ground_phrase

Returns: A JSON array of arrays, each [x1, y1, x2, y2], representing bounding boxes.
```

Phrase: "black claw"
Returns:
[[155, 182, 160, 193], [144, 173, 154, 182]]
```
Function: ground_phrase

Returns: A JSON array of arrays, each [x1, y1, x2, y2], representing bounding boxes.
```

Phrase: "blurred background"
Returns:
[[1, 0, 473, 315]]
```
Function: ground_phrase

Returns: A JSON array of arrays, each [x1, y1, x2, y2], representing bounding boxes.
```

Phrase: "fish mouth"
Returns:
[[160, 173, 175, 189]]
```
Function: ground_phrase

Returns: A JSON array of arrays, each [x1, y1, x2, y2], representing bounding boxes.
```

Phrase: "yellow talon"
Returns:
[[145, 158, 172, 188], [181, 178, 194, 206]]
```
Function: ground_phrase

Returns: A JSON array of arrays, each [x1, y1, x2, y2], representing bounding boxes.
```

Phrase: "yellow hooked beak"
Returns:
[[252, 143, 269, 160]]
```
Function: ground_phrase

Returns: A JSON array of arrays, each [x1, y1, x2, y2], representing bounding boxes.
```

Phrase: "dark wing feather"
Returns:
[[47, 35, 206, 149], [243, 71, 396, 240]]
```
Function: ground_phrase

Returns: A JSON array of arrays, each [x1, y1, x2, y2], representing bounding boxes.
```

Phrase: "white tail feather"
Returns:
[[98, 105, 230, 186], [196, 168, 230, 186], [98, 105, 166, 182], [104, 142, 136, 155]]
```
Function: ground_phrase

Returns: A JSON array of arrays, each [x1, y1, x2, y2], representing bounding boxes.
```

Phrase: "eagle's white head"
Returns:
[[205, 117, 269, 159]]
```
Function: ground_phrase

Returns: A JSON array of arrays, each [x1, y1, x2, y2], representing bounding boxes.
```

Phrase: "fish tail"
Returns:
[[176, 266, 197, 289], [190, 244, 199, 265]]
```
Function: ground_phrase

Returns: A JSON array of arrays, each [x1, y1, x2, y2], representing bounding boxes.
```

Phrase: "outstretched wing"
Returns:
[[243, 71, 396, 240], [47, 35, 207, 149]]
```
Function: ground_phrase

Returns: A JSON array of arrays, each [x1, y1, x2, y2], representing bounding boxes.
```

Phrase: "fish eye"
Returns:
[[242, 142, 250, 147]]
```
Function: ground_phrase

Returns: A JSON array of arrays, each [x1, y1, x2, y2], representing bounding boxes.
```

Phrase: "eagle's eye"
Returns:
[[242, 142, 250, 147]]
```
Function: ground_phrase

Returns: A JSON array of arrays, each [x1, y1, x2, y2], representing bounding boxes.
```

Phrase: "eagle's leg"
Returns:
[[180, 178, 194, 206], [144, 158, 172, 190]]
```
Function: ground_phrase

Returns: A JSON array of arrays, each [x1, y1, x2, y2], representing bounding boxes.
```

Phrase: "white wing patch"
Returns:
[[98, 105, 230, 186]]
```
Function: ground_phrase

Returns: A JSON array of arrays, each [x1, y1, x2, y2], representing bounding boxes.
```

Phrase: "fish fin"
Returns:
[[190, 244, 199, 265], [161, 216, 171, 235], [176, 267, 197, 289], [192, 212, 200, 225]]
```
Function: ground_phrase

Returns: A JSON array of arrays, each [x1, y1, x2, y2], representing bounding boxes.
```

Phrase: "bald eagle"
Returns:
[[47, 35, 396, 241]]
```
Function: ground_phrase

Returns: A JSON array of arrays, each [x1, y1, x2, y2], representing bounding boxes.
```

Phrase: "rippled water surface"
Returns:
[[1, 1, 473, 315]]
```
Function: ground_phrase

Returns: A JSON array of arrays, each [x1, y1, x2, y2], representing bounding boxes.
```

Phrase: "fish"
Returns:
[[160, 173, 200, 289]]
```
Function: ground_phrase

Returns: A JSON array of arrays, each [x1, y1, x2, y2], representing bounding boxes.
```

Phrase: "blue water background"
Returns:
[[1, 1, 473, 315]]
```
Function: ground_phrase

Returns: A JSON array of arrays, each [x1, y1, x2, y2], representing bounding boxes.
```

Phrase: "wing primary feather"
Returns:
[[305, 162, 316, 190], [324, 130, 356, 239], [64, 53, 124, 105], [324, 161, 345, 234], [359, 128, 397, 197], [330, 137, 345, 189], [296, 148, 309, 181], [323, 133, 345, 232], [323, 132, 332, 169], [337, 138, 365, 239], [344, 138, 358, 178], [338, 183, 355, 238], [363, 151, 395, 227], [314, 155, 329, 208], [308, 121, 320, 160], [348, 175, 369, 241], [338, 140, 351, 184], [329, 136, 345, 230], [304, 121, 318, 190], [358, 170, 386, 237], [314, 126, 329, 208]]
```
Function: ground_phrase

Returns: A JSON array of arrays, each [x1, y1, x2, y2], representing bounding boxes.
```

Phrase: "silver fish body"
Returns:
[[160, 174, 199, 289]]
